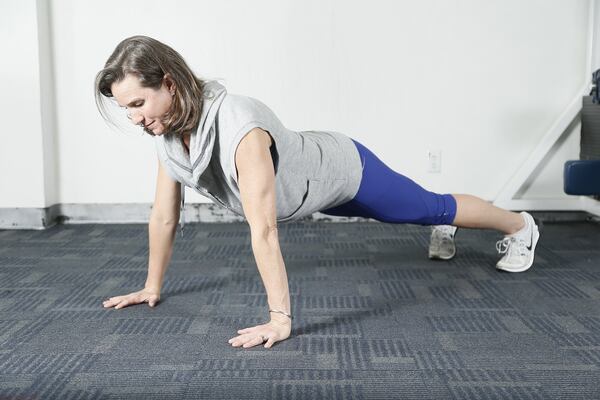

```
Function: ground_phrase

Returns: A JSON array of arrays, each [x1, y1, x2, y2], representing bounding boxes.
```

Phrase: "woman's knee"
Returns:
[[374, 192, 456, 225]]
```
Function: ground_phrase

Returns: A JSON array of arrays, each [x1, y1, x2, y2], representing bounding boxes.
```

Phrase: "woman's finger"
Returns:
[[237, 328, 252, 334], [233, 331, 261, 346], [104, 295, 129, 306], [114, 297, 134, 309], [264, 336, 276, 349], [103, 291, 152, 309], [228, 332, 251, 346], [103, 298, 120, 308], [145, 295, 159, 307], [243, 335, 267, 348]]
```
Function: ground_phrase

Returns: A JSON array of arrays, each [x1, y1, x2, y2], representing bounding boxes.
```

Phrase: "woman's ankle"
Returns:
[[506, 213, 526, 235]]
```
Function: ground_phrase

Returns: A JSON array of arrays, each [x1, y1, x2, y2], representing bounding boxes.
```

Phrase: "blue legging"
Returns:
[[320, 139, 457, 225]]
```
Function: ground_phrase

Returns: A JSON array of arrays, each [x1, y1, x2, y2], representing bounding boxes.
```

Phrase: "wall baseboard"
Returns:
[[0, 203, 241, 229], [0, 207, 55, 229], [0, 203, 598, 230]]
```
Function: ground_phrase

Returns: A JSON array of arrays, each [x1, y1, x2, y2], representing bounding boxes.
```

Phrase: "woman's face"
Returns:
[[111, 74, 174, 136]]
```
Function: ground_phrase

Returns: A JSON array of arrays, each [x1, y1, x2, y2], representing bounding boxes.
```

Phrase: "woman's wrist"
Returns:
[[144, 285, 161, 295], [270, 316, 292, 327], [269, 309, 292, 319], [269, 310, 292, 326]]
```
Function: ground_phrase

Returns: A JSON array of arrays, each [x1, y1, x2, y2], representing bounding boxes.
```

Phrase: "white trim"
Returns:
[[493, 198, 586, 211], [0, 208, 49, 230], [0, 203, 249, 229], [494, 197, 600, 217], [2, 201, 597, 229], [582, 197, 600, 217]]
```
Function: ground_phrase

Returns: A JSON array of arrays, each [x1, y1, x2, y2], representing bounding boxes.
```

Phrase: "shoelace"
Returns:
[[496, 236, 527, 257]]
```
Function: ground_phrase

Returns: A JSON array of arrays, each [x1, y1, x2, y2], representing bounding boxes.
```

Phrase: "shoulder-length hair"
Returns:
[[95, 35, 206, 135]]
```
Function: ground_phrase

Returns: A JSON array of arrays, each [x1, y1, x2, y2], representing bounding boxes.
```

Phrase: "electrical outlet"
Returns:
[[427, 150, 442, 173]]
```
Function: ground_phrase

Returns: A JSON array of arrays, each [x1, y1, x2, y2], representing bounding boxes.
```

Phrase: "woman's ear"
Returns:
[[163, 74, 176, 95]]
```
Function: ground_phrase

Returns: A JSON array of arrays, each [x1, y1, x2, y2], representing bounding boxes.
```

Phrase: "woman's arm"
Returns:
[[103, 158, 180, 309], [144, 211, 179, 293], [227, 128, 292, 349], [144, 158, 181, 292]]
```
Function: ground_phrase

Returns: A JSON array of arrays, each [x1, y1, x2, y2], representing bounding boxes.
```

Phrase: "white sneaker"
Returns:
[[495, 212, 540, 273], [428, 225, 458, 260]]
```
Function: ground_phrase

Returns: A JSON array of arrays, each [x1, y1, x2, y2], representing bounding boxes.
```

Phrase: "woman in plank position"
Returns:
[[96, 36, 540, 349]]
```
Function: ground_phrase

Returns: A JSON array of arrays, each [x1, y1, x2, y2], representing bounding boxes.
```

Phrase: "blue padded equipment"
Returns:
[[563, 160, 600, 195]]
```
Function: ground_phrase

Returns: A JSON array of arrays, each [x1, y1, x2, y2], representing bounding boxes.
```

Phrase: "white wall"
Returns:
[[0, 1, 48, 208], [0, 0, 593, 212]]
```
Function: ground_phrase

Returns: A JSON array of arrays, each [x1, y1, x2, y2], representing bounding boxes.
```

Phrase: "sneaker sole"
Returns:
[[428, 248, 457, 260], [428, 252, 456, 260], [496, 225, 540, 273], [428, 227, 458, 260]]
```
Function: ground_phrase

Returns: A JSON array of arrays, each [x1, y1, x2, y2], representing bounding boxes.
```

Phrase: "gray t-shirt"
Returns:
[[156, 91, 363, 222]]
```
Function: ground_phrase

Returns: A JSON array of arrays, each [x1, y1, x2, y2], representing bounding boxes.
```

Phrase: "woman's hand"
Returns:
[[102, 288, 161, 309], [228, 319, 291, 349]]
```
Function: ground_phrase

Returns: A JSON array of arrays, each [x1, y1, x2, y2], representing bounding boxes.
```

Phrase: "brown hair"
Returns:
[[95, 35, 206, 135]]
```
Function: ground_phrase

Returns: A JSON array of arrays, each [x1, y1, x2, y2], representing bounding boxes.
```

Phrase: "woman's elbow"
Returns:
[[250, 224, 279, 244]]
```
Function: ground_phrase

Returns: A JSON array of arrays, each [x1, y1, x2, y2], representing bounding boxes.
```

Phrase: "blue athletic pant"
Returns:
[[320, 139, 457, 225]]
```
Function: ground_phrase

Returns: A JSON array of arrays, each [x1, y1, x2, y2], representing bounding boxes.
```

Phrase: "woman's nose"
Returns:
[[126, 107, 143, 123], [130, 113, 144, 126]]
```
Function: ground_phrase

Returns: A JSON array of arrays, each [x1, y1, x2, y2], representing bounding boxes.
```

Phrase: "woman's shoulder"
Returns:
[[220, 92, 268, 113], [218, 92, 281, 128]]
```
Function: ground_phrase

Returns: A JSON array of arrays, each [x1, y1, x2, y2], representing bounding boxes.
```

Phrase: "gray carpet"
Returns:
[[0, 218, 599, 399]]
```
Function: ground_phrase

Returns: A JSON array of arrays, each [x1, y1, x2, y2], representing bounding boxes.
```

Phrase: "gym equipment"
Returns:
[[564, 70, 600, 197]]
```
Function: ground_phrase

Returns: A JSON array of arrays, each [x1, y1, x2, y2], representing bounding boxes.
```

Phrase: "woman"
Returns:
[[97, 36, 540, 350]]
